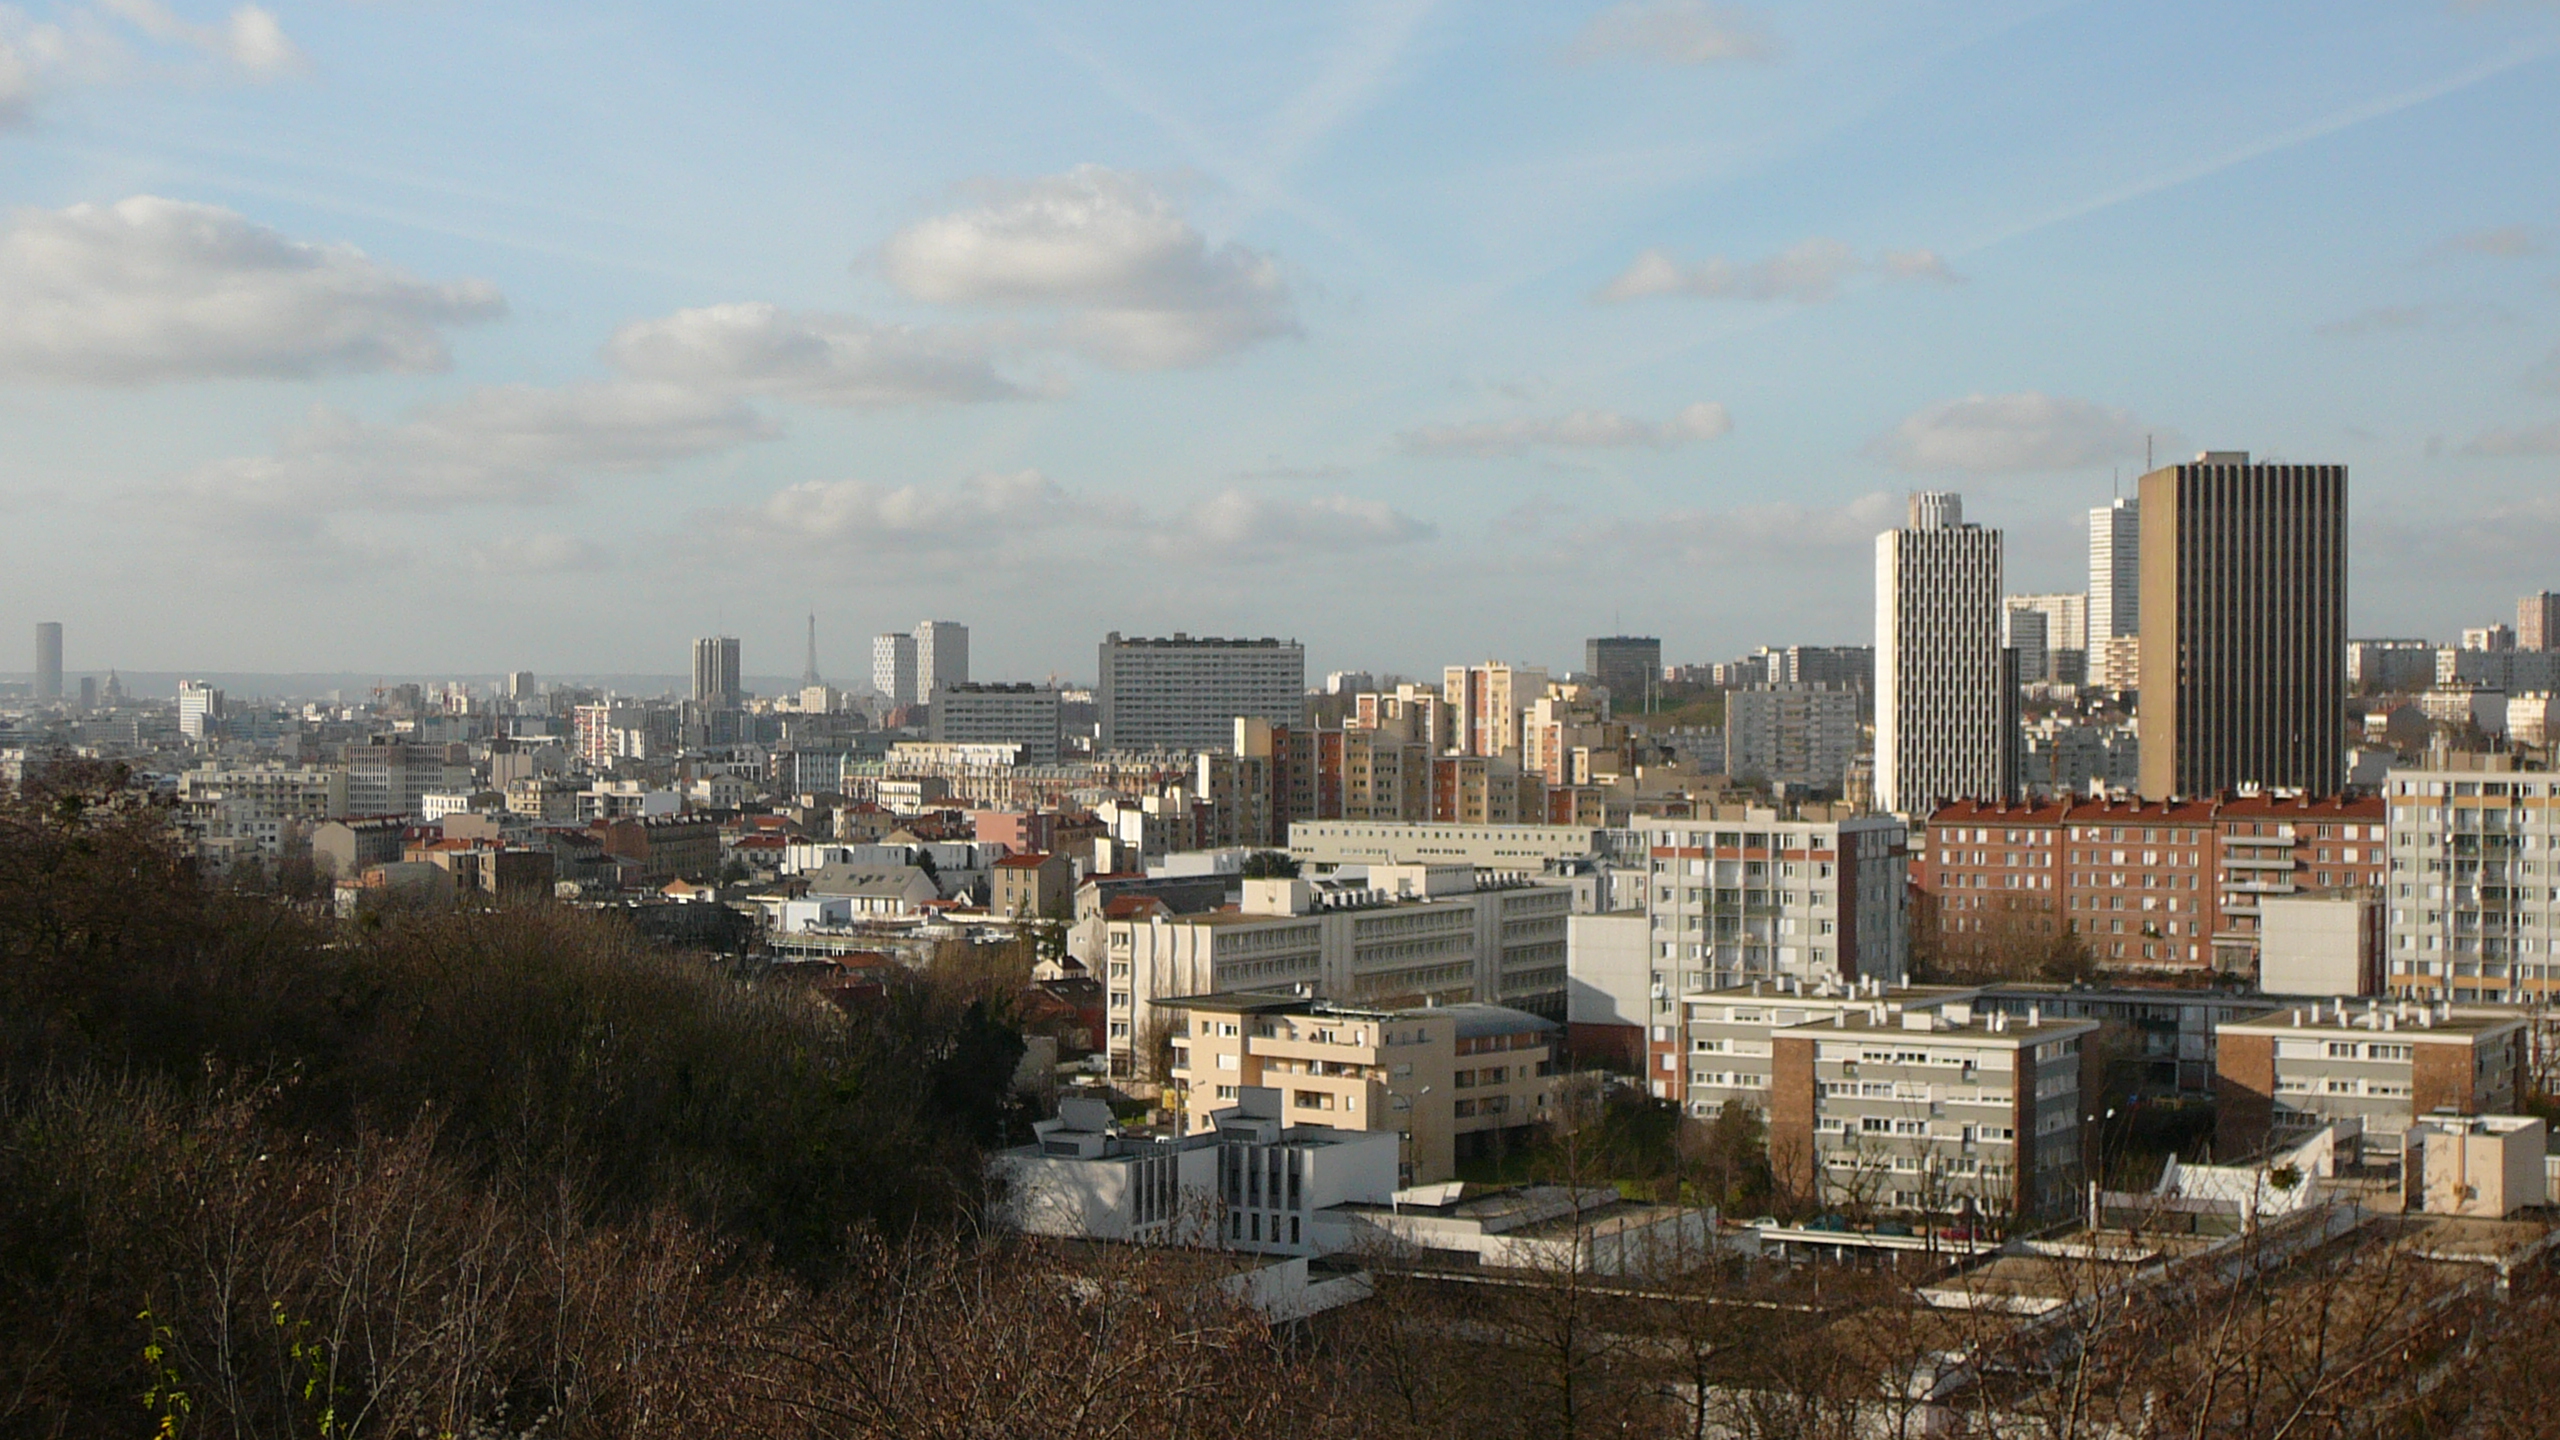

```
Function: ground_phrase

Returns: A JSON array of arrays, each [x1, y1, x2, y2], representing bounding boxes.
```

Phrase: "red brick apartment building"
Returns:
[[1919, 794, 2386, 975]]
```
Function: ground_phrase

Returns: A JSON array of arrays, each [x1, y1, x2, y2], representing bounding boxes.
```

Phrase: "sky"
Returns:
[[3, 0, 2559, 690]]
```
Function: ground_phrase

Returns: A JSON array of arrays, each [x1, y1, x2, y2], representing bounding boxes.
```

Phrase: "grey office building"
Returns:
[[34, 622, 62, 701], [1097, 633, 1305, 753], [2136, 453, 2347, 800], [1584, 635, 1661, 711], [692, 636, 741, 709]]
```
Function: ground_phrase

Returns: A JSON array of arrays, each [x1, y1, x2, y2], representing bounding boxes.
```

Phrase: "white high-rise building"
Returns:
[[1875, 492, 2016, 816], [2089, 498, 2139, 641], [178, 679, 225, 743], [2089, 497, 2140, 689], [872, 632, 918, 708], [915, 620, 968, 699], [2004, 593, 2088, 683]]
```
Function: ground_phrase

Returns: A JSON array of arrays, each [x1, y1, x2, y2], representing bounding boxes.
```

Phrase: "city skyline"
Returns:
[[2, 3, 2558, 678]]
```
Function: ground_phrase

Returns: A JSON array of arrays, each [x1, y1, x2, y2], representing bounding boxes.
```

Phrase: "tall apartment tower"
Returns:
[[2520, 592, 2560, 653], [691, 636, 741, 709], [2135, 453, 2347, 800], [2089, 497, 2141, 690], [872, 632, 918, 708], [1097, 633, 1306, 753], [914, 620, 968, 698], [1443, 662, 1551, 757], [34, 622, 62, 701], [1584, 636, 1661, 712], [801, 612, 821, 687], [1875, 491, 2016, 816]]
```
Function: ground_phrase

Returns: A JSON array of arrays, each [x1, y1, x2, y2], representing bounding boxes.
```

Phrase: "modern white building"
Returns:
[[1096, 632, 1306, 753], [1875, 492, 2016, 816], [992, 1091, 1399, 1256], [178, 679, 224, 742], [871, 632, 918, 709], [2089, 497, 2139, 645], [2004, 593, 2088, 684], [1634, 807, 1911, 999]]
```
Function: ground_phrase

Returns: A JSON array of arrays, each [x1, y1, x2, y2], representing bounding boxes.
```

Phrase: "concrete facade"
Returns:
[[2136, 453, 2348, 800]]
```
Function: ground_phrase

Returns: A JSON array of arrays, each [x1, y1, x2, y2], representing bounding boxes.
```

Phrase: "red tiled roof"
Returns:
[[994, 852, 1054, 868]]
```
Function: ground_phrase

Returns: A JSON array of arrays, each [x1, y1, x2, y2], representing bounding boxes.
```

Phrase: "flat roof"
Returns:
[[2221, 1007, 2522, 1040]]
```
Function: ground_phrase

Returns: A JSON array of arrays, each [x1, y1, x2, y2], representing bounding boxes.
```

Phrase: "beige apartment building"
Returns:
[[1165, 992, 1559, 1184], [1102, 866, 1571, 1076]]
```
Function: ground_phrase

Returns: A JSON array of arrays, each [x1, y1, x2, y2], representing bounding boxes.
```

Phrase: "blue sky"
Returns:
[[3, 0, 2558, 687]]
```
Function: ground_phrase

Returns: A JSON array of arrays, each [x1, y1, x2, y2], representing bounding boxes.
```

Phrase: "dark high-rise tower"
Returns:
[[802, 612, 821, 687], [34, 622, 62, 702], [2136, 453, 2347, 799], [1584, 635, 1661, 712], [692, 635, 741, 709]]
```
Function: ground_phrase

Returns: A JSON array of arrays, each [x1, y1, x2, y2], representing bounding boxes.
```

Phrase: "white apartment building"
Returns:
[[2004, 593, 2089, 684], [992, 1091, 1399, 1256], [871, 632, 918, 709], [1876, 491, 2017, 815], [2383, 756, 2560, 1003], [1724, 683, 1860, 793], [1635, 808, 1910, 997], [1101, 866, 1571, 1076], [1097, 633, 1306, 754]]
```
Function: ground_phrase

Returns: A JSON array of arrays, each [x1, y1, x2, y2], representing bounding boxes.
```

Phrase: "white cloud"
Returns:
[[878, 165, 1297, 369], [696, 472, 1431, 569], [1880, 249, 1962, 284], [0, 195, 503, 383], [713, 469, 1096, 549], [1398, 400, 1732, 456], [2462, 422, 2560, 456], [0, 1, 301, 125], [1159, 488, 1434, 561], [1867, 392, 2160, 474], [1595, 239, 1955, 304], [602, 302, 1025, 407], [1545, 491, 1903, 567], [176, 380, 772, 514], [463, 533, 613, 574], [1571, 1, 1776, 64], [96, 0, 300, 75]]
